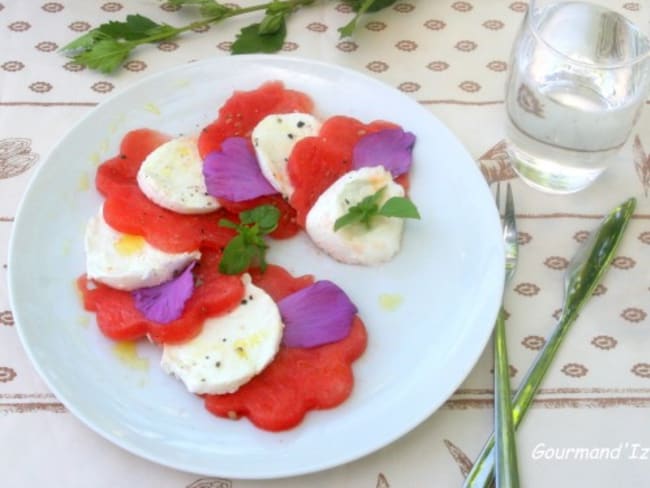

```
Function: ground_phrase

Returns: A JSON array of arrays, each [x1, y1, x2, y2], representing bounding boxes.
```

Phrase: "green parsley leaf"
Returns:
[[338, 0, 373, 37], [168, 0, 210, 6], [99, 14, 163, 40], [169, 0, 232, 18], [259, 12, 286, 35], [61, 0, 393, 73], [343, 0, 398, 12], [199, 2, 232, 18], [231, 21, 287, 54], [339, 0, 397, 37], [334, 186, 420, 231], [378, 196, 421, 219], [61, 30, 109, 52], [71, 39, 132, 74], [337, 17, 358, 38], [61, 14, 179, 72], [218, 204, 281, 274], [168, 0, 202, 5]]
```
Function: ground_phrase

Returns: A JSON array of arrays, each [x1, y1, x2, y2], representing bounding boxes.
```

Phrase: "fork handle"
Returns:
[[493, 307, 520, 488], [461, 311, 578, 488], [462, 307, 522, 488]]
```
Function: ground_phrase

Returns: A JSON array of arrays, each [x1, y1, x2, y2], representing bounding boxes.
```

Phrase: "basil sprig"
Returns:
[[334, 186, 420, 231], [218, 204, 280, 275]]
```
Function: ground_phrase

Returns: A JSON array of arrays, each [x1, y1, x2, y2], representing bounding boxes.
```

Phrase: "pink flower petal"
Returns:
[[278, 280, 357, 348], [203, 137, 278, 202], [132, 262, 196, 324], [352, 128, 416, 177]]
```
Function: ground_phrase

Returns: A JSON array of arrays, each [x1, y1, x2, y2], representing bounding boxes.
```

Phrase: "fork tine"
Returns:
[[504, 183, 515, 227], [502, 183, 518, 283], [495, 182, 501, 209]]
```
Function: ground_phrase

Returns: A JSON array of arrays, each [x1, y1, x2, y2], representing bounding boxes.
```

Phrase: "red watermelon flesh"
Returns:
[[287, 116, 397, 226]]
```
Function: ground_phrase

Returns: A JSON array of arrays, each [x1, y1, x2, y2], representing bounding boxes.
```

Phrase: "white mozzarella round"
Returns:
[[137, 136, 219, 214], [161, 274, 284, 395], [305, 166, 405, 265], [84, 210, 200, 291], [252, 113, 321, 197]]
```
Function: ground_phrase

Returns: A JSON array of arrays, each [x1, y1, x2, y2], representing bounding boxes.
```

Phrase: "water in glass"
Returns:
[[505, 1, 650, 193]]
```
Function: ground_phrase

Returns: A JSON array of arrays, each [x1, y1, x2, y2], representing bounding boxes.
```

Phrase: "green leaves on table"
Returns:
[[231, 19, 288, 55], [218, 204, 280, 275], [60, 0, 399, 73], [169, 0, 232, 18], [61, 14, 180, 73]]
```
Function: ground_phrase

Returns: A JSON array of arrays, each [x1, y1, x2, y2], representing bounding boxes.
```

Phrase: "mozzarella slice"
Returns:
[[84, 210, 200, 291], [305, 166, 405, 265], [252, 113, 321, 197], [137, 136, 219, 214], [161, 274, 284, 395]]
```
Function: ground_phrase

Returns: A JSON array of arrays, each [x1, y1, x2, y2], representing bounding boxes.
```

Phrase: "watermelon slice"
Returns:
[[204, 267, 367, 431], [287, 116, 397, 226]]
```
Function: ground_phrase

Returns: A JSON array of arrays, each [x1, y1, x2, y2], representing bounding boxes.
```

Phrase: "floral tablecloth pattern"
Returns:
[[2, 1, 650, 487]]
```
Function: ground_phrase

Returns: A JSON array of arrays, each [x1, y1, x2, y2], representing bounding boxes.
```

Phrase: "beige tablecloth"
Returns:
[[2, 1, 650, 487]]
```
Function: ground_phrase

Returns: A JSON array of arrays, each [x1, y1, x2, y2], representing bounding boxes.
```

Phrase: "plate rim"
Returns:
[[7, 54, 504, 479]]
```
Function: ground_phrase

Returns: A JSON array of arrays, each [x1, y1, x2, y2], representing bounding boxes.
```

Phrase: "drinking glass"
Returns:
[[505, 0, 650, 193]]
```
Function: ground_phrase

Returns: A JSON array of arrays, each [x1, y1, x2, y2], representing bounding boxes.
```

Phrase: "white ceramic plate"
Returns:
[[8, 55, 504, 479]]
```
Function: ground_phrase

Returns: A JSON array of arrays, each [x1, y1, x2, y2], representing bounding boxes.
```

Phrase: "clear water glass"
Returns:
[[505, 0, 650, 193]]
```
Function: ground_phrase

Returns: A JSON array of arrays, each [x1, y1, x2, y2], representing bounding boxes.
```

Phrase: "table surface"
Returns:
[[2, 1, 650, 487]]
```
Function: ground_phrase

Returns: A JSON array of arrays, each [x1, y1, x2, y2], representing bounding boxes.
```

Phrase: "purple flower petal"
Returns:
[[278, 280, 358, 348], [203, 137, 278, 202], [352, 128, 416, 178], [132, 262, 196, 324]]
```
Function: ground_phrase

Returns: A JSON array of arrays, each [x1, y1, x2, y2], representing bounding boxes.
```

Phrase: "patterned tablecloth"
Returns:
[[2, 1, 650, 487]]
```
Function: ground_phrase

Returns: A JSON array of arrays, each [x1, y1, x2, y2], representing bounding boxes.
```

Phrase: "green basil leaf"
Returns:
[[249, 243, 269, 272], [335, 188, 420, 231], [218, 204, 279, 274], [240, 204, 280, 234], [334, 187, 386, 231], [237, 224, 259, 247], [218, 218, 239, 230], [334, 209, 365, 231], [363, 186, 386, 208], [378, 197, 421, 219], [219, 235, 255, 274], [250, 233, 269, 250]]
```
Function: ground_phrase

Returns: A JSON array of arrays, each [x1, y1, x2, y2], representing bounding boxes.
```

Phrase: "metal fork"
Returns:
[[463, 183, 519, 488], [491, 183, 519, 488]]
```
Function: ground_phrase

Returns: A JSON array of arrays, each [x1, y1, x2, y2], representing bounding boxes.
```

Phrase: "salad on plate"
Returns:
[[78, 80, 420, 432]]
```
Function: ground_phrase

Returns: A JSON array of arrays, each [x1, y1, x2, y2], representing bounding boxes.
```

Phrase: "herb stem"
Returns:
[[62, 0, 393, 73], [127, 0, 316, 49]]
